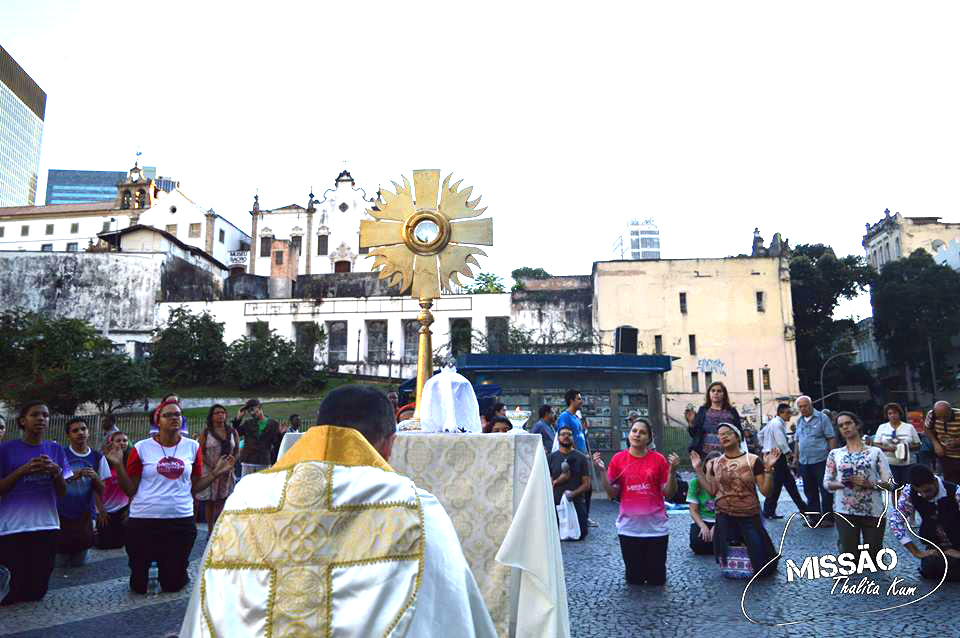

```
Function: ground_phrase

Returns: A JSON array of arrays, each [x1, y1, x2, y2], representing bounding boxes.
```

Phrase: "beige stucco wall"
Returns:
[[592, 257, 800, 428]]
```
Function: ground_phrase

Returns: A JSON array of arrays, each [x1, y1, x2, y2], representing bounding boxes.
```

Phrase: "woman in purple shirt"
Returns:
[[0, 401, 71, 605]]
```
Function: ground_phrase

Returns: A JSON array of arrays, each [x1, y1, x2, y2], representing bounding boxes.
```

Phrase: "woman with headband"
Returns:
[[593, 419, 680, 585], [103, 398, 235, 594], [690, 421, 781, 578]]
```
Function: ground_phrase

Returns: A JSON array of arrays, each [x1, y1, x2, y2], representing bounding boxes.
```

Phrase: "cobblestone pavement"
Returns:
[[2, 496, 958, 638], [564, 498, 960, 638]]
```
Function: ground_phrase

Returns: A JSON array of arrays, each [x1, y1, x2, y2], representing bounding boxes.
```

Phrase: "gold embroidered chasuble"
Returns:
[[186, 426, 427, 637]]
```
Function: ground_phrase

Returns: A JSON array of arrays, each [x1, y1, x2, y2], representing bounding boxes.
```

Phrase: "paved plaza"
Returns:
[[2, 495, 958, 638]]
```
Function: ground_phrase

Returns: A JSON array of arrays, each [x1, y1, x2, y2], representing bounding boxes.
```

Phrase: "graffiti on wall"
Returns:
[[697, 358, 726, 376]]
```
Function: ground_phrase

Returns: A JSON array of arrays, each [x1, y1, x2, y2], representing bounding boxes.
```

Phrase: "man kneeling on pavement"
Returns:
[[549, 424, 591, 540], [890, 464, 960, 582]]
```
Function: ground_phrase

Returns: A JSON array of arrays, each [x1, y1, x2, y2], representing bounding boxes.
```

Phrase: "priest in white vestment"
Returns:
[[180, 385, 496, 638]]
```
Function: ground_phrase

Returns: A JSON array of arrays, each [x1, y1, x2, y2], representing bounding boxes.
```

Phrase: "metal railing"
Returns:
[[1, 413, 208, 447]]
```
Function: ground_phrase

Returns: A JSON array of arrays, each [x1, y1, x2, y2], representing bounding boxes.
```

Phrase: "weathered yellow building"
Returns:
[[863, 208, 960, 269], [592, 256, 801, 428]]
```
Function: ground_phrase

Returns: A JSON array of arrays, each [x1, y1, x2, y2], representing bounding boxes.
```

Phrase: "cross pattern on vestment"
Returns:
[[201, 461, 424, 638]]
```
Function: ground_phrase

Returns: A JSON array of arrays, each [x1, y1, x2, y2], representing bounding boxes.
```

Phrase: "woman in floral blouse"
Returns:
[[823, 411, 893, 559]]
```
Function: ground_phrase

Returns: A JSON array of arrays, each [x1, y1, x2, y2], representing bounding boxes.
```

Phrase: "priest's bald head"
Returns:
[[316, 385, 398, 460]]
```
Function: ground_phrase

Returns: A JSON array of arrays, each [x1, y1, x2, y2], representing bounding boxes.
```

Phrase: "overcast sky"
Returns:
[[6, 1, 960, 319]]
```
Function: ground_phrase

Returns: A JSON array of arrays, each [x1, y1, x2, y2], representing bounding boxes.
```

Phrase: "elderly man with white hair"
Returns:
[[794, 395, 837, 527], [925, 400, 960, 483]]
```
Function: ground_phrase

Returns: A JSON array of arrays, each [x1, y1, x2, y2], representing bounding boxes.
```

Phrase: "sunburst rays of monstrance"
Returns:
[[359, 169, 493, 428]]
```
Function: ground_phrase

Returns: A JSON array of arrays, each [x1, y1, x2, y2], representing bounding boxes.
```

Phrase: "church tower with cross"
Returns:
[[249, 170, 377, 277]]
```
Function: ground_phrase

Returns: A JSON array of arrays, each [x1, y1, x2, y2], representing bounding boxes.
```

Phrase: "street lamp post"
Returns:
[[819, 351, 857, 409]]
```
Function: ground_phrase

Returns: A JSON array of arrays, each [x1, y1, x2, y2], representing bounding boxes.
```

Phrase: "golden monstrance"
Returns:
[[359, 169, 493, 425]]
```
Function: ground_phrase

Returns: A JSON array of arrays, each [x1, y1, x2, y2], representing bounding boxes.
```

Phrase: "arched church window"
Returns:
[[121, 191, 131, 209], [317, 234, 329, 256]]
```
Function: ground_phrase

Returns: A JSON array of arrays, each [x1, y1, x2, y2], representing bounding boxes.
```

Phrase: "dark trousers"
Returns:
[[920, 552, 960, 582], [941, 457, 960, 483], [714, 512, 779, 578], [763, 455, 807, 517], [95, 507, 128, 550], [689, 521, 715, 555], [124, 517, 197, 594], [618, 534, 668, 585], [799, 461, 833, 515], [835, 513, 885, 559], [0, 530, 57, 605]]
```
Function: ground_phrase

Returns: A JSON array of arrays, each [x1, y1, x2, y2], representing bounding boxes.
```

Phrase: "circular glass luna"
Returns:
[[413, 219, 440, 244]]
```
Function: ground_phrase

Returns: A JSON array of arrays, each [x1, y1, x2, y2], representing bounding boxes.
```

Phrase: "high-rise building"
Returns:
[[45, 167, 177, 204], [0, 45, 46, 207], [613, 218, 661, 260]]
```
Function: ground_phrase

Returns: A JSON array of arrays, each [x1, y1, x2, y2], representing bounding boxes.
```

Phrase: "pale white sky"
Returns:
[[6, 1, 960, 320]]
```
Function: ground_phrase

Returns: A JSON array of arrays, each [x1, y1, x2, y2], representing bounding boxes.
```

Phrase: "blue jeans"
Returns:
[[799, 460, 833, 516]]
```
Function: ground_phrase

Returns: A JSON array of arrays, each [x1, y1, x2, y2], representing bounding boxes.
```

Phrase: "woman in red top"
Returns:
[[593, 419, 679, 585], [104, 399, 234, 594]]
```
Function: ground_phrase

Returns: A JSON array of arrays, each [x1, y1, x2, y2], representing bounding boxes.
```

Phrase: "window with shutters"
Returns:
[[679, 292, 687, 314], [691, 372, 700, 393], [317, 234, 328, 255], [689, 334, 696, 355], [261, 236, 272, 257]]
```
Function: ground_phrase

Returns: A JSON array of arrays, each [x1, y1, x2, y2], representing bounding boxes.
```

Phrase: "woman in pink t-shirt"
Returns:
[[593, 419, 680, 585]]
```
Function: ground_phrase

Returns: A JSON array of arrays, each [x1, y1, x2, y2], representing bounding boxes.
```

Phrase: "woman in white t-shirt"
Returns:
[[872, 402, 921, 485], [104, 399, 234, 594]]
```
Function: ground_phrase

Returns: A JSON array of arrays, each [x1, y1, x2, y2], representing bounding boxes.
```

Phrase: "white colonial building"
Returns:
[[249, 171, 376, 277], [0, 163, 250, 262]]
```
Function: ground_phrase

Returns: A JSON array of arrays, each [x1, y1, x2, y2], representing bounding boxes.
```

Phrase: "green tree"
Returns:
[[464, 272, 506, 294], [0, 310, 112, 414], [789, 244, 874, 396], [510, 267, 551, 292], [73, 351, 158, 415], [225, 326, 325, 392], [151, 307, 227, 386], [872, 249, 960, 392]]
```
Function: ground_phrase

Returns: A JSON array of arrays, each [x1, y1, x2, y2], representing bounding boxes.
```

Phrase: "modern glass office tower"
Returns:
[[0, 45, 46, 207], [46, 168, 178, 204]]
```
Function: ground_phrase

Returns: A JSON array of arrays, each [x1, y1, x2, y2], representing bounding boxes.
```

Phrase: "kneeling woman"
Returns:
[[691, 422, 780, 578], [593, 419, 680, 585], [104, 399, 235, 594]]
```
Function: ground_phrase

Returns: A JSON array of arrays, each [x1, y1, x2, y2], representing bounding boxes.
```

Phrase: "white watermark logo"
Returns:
[[740, 489, 949, 626]]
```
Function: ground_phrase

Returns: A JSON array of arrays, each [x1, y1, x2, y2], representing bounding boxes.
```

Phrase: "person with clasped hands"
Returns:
[[103, 399, 235, 594], [0, 401, 71, 605]]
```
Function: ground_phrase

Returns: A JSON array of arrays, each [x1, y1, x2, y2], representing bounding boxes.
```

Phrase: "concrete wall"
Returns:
[[511, 275, 594, 348], [0, 251, 225, 351], [592, 257, 800, 427], [0, 251, 162, 341]]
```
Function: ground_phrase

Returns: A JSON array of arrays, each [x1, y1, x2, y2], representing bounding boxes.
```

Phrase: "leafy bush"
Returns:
[[152, 307, 227, 386]]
